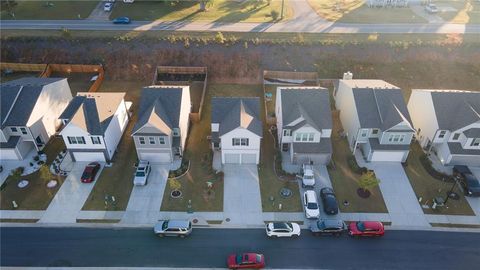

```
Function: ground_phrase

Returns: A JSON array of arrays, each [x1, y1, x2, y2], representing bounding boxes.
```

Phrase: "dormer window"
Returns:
[[283, 129, 291, 136], [173, 128, 180, 137], [452, 133, 460, 140], [438, 130, 446, 139], [10, 127, 18, 133], [372, 129, 379, 135]]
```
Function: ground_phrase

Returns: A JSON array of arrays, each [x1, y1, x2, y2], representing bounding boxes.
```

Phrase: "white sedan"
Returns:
[[265, 222, 301, 238]]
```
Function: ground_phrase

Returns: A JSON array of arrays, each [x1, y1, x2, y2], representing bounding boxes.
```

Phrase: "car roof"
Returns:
[[305, 190, 317, 201], [362, 221, 384, 229], [321, 187, 334, 194], [321, 219, 344, 227], [272, 222, 289, 229], [165, 219, 190, 228]]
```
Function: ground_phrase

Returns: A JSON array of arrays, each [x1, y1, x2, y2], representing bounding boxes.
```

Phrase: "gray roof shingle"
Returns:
[[430, 91, 480, 131], [448, 142, 480, 155], [368, 138, 410, 151], [211, 97, 262, 137], [293, 138, 332, 154], [464, 128, 480, 138]]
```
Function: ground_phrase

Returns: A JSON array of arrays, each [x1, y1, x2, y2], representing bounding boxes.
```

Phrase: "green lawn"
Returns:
[[404, 143, 475, 216], [110, 0, 293, 22], [308, 0, 426, 23], [50, 72, 95, 95], [0, 137, 66, 210], [81, 80, 145, 211], [436, 0, 480, 24], [328, 111, 388, 213], [0, 0, 99, 20]]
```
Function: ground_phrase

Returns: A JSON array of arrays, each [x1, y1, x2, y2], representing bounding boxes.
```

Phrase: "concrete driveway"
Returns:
[[223, 165, 263, 226], [370, 162, 429, 227], [466, 167, 480, 218], [39, 162, 103, 223], [121, 164, 169, 224], [299, 166, 338, 218]]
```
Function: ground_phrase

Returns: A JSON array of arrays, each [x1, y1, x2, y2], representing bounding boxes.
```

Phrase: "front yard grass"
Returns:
[[404, 143, 475, 216], [110, 0, 293, 22], [436, 0, 480, 24], [308, 0, 426, 23], [328, 111, 388, 213], [0, 0, 99, 20], [0, 137, 66, 210]]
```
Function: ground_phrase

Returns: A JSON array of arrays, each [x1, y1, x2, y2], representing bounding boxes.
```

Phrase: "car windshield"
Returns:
[[467, 178, 480, 187], [161, 221, 169, 230], [307, 202, 318, 210], [135, 171, 145, 177], [256, 254, 262, 263], [356, 221, 365, 231], [81, 172, 91, 178], [304, 174, 314, 179], [273, 222, 291, 230]]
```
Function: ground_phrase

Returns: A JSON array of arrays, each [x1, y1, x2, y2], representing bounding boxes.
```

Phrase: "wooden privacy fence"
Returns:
[[43, 64, 105, 92], [0, 62, 48, 76]]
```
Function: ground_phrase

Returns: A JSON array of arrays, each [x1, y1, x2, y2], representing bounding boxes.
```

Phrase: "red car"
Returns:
[[227, 253, 265, 269], [80, 162, 101, 183], [348, 221, 384, 237]]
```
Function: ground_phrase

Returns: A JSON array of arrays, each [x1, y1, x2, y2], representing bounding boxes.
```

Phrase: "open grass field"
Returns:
[[436, 0, 480, 24], [0, 0, 99, 20], [110, 0, 293, 22]]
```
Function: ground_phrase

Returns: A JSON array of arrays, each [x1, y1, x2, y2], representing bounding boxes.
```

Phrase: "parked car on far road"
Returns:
[[348, 221, 384, 237], [265, 222, 301, 238], [104, 2, 113, 12], [112, 16, 131, 24], [227, 253, 265, 269], [320, 187, 339, 215], [153, 220, 192, 237], [133, 160, 151, 186], [303, 190, 320, 219], [310, 219, 347, 236], [425, 3, 439, 14], [453, 165, 480, 197], [80, 162, 101, 183]]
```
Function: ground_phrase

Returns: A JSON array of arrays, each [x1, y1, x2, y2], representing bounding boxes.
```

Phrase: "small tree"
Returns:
[[358, 171, 380, 192], [168, 178, 182, 191]]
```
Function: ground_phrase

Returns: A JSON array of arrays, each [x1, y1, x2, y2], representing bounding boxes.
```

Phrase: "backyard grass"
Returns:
[[0, 137, 66, 210], [308, 0, 426, 23], [110, 0, 293, 22], [436, 0, 480, 24], [50, 72, 96, 95], [0, 71, 42, 82], [328, 111, 388, 213], [0, 0, 99, 20], [81, 80, 145, 211], [404, 143, 475, 216]]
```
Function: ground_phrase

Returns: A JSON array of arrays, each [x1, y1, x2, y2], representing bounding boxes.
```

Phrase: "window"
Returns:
[[308, 133, 314, 142], [67, 136, 77, 144], [361, 129, 368, 137], [232, 138, 249, 146], [159, 137, 166, 145], [452, 133, 460, 140], [76, 136, 85, 144], [283, 129, 291, 136], [149, 137, 156, 144], [241, 138, 249, 146], [372, 129, 379, 135], [295, 133, 301, 141], [471, 138, 480, 147], [232, 138, 241, 146], [139, 137, 145, 145], [10, 127, 18, 133], [91, 137, 101, 145], [20, 127, 27, 135], [173, 128, 180, 137], [438, 130, 447, 139], [295, 132, 315, 142], [388, 134, 405, 143]]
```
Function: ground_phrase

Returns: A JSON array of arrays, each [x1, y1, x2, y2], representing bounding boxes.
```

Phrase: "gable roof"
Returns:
[[211, 97, 262, 137], [60, 92, 125, 136], [132, 87, 184, 135], [426, 90, 480, 131], [1, 77, 65, 128], [280, 87, 332, 131], [345, 80, 412, 130]]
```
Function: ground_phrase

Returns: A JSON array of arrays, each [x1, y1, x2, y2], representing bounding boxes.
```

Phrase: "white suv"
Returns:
[[303, 190, 320, 219], [300, 164, 315, 188], [133, 160, 151, 186]]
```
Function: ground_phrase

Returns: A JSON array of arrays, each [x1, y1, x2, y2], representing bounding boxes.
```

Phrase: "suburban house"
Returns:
[[58, 92, 130, 162], [275, 87, 332, 165], [408, 89, 480, 166], [211, 97, 262, 164], [131, 86, 191, 164], [1, 77, 72, 160], [334, 78, 414, 162]]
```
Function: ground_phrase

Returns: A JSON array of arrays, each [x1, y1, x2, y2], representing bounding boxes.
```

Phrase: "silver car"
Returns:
[[154, 220, 192, 237], [133, 160, 150, 186]]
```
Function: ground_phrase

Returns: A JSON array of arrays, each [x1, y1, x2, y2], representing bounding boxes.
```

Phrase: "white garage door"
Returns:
[[73, 152, 106, 162], [139, 152, 171, 163], [0, 149, 20, 160], [371, 151, 405, 162], [224, 153, 240, 164], [241, 154, 257, 164]]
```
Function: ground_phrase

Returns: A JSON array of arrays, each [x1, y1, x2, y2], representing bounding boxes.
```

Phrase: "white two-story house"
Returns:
[[1, 77, 72, 160], [131, 86, 191, 164], [408, 89, 480, 166], [276, 87, 332, 165], [211, 97, 262, 164], [59, 92, 130, 162], [334, 78, 414, 162]]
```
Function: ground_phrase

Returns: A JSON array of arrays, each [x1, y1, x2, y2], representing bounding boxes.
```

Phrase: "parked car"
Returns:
[[348, 221, 384, 237], [112, 16, 131, 24], [303, 190, 320, 219], [425, 3, 439, 14], [227, 253, 265, 269], [104, 2, 113, 12], [265, 222, 301, 238], [453, 165, 480, 197], [310, 219, 347, 236], [133, 160, 151, 186], [320, 187, 339, 215], [300, 164, 315, 188], [80, 162, 101, 183], [153, 220, 192, 237]]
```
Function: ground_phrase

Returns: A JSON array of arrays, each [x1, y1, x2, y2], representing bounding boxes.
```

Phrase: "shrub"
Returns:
[[347, 155, 367, 174], [270, 9, 279, 21], [419, 153, 453, 182], [33, 155, 40, 161], [359, 171, 380, 191], [168, 178, 182, 191], [215, 32, 225, 44]]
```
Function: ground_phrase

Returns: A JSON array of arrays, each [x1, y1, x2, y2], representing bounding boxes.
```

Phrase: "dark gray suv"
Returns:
[[154, 220, 192, 237], [310, 219, 347, 236]]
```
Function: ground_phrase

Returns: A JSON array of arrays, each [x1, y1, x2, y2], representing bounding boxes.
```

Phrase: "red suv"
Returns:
[[227, 253, 265, 269], [348, 221, 384, 237], [80, 162, 101, 183]]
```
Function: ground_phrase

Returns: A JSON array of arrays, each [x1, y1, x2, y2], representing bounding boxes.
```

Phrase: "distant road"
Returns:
[[1, 20, 480, 34], [2, 227, 480, 268]]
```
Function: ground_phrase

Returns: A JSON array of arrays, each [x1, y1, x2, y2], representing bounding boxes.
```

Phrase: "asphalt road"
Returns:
[[2, 227, 480, 269], [1, 20, 480, 34]]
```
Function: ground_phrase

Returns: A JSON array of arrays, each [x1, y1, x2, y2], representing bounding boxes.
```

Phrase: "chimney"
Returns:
[[343, 71, 353, 80]]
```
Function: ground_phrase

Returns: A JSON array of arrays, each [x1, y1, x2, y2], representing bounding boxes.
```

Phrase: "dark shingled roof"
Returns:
[[464, 128, 480, 138], [280, 88, 332, 131], [0, 136, 20, 149], [293, 138, 332, 154], [211, 97, 262, 137], [368, 138, 410, 151], [132, 87, 184, 135], [430, 91, 480, 131], [448, 142, 480, 155], [353, 88, 412, 130]]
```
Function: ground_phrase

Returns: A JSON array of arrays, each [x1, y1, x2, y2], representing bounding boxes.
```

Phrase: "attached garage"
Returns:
[[139, 152, 172, 164], [0, 148, 20, 160], [370, 151, 407, 162], [73, 152, 106, 162], [224, 153, 241, 164], [293, 153, 331, 165], [223, 153, 258, 164], [241, 153, 257, 164]]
